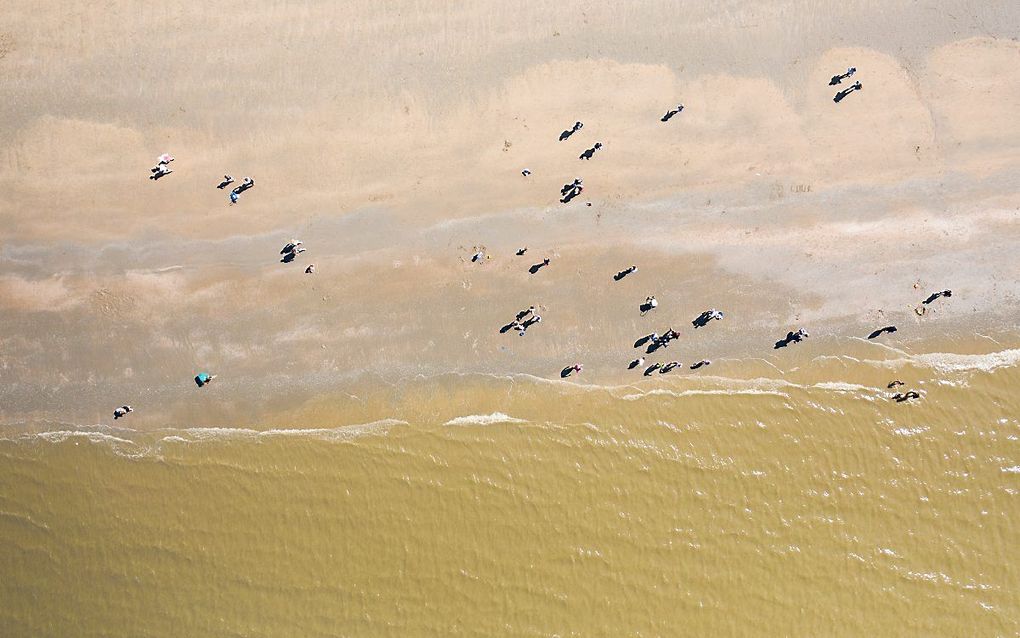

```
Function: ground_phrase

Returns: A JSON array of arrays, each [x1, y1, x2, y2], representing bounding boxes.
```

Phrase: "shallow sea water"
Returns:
[[1, 351, 1018, 636]]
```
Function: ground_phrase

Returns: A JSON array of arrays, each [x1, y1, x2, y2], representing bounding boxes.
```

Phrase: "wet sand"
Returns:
[[1, 1, 1019, 635]]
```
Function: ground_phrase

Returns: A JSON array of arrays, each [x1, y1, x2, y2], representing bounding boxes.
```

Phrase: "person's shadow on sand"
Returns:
[[643, 363, 660, 376], [923, 290, 952, 305], [560, 366, 575, 378], [529, 260, 550, 274], [867, 326, 897, 339], [559, 122, 582, 141], [833, 82, 862, 103], [774, 333, 797, 349], [281, 252, 298, 263], [579, 143, 602, 160], [774, 330, 807, 349], [692, 312, 713, 328], [633, 334, 655, 348], [893, 391, 920, 403], [560, 189, 581, 204]]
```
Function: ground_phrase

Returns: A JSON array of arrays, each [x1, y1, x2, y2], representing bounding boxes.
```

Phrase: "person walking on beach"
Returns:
[[893, 390, 921, 402], [150, 153, 173, 173], [113, 405, 133, 419], [231, 177, 255, 199], [693, 309, 724, 327], [923, 289, 953, 304], [281, 240, 303, 255], [579, 142, 602, 160], [559, 121, 583, 141], [640, 296, 658, 314], [519, 315, 541, 335], [661, 104, 684, 122], [150, 164, 173, 180], [775, 328, 809, 349], [829, 67, 857, 85], [529, 258, 551, 274], [833, 81, 862, 103], [281, 246, 306, 263], [561, 178, 583, 196], [615, 265, 637, 281], [194, 372, 217, 387]]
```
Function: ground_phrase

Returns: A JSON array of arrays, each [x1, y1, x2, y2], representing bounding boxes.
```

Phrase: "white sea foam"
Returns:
[[892, 427, 929, 437], [7, 420, 406, 450], [910, 349, 1020, 373], [30, 430, 136, 446], [622, 388, 789, 401], [812, 381, 876, 393], [1001, 466, 1020, 474], [169, 419, 406, 443], [444, 412, 527, 426]]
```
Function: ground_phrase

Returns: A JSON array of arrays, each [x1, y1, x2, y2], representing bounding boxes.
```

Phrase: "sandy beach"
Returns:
[[2, 4, 1019, 424], [1, 2, 1019, 635]]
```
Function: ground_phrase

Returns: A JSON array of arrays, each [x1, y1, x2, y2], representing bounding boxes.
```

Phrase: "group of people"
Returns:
[[124, 77, 940, 423], [148, 154, 257, 207], [774, 328, 810, 349], [148, 153, 174, 180], [640, 295, 658, 314], [228, 177, 255, 204], [502, 306, 542, 337], [830, 66, 862, 103], [560, 178, 584, 203], [280, 239, 311, 271]]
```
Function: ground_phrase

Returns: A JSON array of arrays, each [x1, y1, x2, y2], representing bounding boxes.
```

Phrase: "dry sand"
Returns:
[[0, 1, 1018, 427]]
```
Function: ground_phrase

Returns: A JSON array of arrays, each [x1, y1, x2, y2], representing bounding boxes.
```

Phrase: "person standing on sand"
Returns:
[[516, 306, 536, 321], [194, 372, 217, 387], [113, 405, 133, 419]]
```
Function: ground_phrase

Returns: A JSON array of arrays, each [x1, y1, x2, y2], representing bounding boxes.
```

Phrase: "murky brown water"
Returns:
[[2, 350, 1018, 636]]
